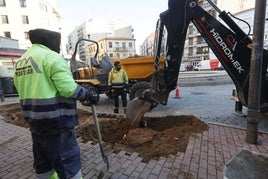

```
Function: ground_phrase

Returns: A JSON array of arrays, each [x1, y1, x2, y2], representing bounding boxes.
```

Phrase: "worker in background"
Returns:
[[14, 28, 99, 179], [108, 61, 129, 113]]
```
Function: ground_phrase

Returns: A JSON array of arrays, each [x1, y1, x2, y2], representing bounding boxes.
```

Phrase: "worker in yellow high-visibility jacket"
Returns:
[[108, 61, 129, 113]]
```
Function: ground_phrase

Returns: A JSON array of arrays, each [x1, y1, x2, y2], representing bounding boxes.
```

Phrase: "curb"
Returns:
[[178, 74, 233, 87]]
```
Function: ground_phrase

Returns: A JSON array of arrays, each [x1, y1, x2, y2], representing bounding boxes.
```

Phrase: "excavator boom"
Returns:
[[126, 0, 268, 126]]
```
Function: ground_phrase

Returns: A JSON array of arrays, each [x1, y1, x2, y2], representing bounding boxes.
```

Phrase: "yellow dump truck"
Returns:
[[119, 56, 164, 100], [70, 38, 165, 105], [120, 56, 164, 81], [74, 55, 164, 103]]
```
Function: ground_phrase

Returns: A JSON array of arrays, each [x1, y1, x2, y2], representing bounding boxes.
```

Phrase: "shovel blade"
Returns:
[[126, 98, 152, 127]]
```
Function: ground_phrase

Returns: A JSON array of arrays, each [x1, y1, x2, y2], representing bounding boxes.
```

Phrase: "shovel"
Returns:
[[91, 104, 110, 178]]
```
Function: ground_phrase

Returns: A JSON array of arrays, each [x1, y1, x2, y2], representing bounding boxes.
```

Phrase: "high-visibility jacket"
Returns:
[[14, 44, 87, 135], [108, 68, 128, 88]]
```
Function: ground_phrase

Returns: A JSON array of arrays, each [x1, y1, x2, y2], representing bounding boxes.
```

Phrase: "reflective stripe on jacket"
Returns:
[[108, 68, 128, 88], [14, 44, 81, 135]]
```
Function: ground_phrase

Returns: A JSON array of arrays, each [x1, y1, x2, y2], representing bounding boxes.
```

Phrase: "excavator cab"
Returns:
[[126, 0, 268, 126]]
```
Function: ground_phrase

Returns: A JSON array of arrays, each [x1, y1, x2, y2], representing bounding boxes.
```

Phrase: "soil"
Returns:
[[0, 103, 209, 163]]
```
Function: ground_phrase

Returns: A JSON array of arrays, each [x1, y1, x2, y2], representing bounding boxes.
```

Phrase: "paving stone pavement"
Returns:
[[1, 74, 268, 178], [1, 114, 268, 179]]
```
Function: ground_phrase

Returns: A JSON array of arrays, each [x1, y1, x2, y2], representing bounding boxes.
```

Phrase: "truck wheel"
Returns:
[[80, 83, 99, 106], [129, 81, 151, 100]]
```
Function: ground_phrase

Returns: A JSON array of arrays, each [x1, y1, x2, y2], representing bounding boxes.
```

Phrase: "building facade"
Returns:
[[140, 0, 215, 67], [233, 6, 268, 49], [183, 0, 217, 67], [217, 0, 254, 14], [89, 37, 136, 60], [140, 0, 266, 68], [140, 32, 156, 57], [0, 36, 26, 68], [209, 2, 268, 59], [66, 18, 136, 62], [0, 0, 61, 50]]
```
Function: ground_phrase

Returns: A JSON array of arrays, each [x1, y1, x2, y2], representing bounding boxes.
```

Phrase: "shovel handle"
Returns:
[[91, 104, 110, 169]]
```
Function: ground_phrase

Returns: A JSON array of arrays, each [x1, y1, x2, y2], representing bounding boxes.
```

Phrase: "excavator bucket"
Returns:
[[126, 98, 152, 127]]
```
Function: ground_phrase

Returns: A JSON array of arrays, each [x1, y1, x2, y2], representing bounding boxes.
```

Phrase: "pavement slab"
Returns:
[[1, 72, 268, 178], [1, 113, 268, 179]]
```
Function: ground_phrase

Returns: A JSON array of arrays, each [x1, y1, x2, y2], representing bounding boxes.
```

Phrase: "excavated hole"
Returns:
[[1, 103, 209, 163], [76, 113, 209, 162]]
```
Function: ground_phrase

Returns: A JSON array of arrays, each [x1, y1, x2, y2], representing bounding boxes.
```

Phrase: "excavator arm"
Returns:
[[126, 0, 268, 127]]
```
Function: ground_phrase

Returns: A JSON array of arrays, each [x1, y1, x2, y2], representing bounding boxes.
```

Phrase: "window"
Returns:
[[24, 32, 29, 39], [20, 0, 26, 7], [115, 42, 119, 48], [109, 53, 113, 58], [22, 15, 29, 24], [39, 2, 48, 12], [77, 29, 83, 39], [129, 42, 133, 48], [1, 15, 9, 24], [122, 42, 126, 48], [116, 53, 120, 59], [4, 31, 11, 38], [108, 42, 112, 48], [0, 0, 5, 6]]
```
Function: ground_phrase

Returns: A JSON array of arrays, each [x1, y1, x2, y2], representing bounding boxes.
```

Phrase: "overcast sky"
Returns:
[[56, 0, 168, 49]]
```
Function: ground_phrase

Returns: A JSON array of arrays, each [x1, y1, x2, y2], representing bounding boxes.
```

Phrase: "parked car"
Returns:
[[179, 63, 186, 72]]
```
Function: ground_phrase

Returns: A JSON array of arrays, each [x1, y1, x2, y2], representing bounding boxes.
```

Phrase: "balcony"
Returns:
[[114, 47, 127, 52], [187, 33, 197, 38], [196, 42, 208, 47]]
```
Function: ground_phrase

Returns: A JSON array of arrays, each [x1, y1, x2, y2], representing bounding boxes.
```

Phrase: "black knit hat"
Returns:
[[29, 29, 61, 53], [114, 61, 120, 67]]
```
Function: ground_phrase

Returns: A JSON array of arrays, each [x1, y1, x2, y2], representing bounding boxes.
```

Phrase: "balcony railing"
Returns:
[[114, 47, 128, 52]]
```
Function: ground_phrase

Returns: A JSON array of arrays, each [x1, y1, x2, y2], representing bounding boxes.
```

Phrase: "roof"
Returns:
[[102, 37, 136, 41]]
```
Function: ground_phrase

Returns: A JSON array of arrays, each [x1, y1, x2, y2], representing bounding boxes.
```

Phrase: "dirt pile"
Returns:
[[0, 103, 208, 162]]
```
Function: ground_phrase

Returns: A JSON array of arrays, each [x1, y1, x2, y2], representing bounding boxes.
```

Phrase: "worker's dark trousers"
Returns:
[[113, 88, 127, 110], [32, 129, 81, 178]]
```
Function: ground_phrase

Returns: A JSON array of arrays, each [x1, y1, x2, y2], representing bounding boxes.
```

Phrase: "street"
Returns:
[[3, 79, 267, 133], [1, 81, 268, 179], [77, 82, 268, 134]]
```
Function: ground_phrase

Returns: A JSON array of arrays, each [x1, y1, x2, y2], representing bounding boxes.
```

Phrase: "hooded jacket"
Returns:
[[14, 29, 88, 135]]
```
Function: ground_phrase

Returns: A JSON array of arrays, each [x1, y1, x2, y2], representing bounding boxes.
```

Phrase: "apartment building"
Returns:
[[183, 0, 217, 66], [89, 37, 136, 60], [0, 0, 61, 50], [208, 1, 268, 60], [140, 0, 215, 67], [140, 32, 156, 57], [217, 0, 254, 14], [66, 19, 136, 62], [232, 6, 268, 49]]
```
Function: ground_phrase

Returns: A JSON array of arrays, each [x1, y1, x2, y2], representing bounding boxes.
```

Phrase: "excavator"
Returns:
[[126, 0, 268, 127]]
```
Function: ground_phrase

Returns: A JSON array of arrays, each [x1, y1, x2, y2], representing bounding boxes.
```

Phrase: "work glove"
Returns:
[[85, 90, 100, 105], [124, 84, 130, 92], [109, 86, 114, 93], [74, 85, 99, 105]]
